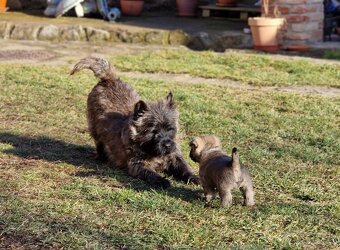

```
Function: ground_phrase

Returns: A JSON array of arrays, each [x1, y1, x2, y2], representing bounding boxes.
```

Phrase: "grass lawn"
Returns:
[[0, 60, 339, 249], [113, 49, 340, 88]]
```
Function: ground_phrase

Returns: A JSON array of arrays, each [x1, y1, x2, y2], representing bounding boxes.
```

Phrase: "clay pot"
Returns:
[[248, 17, 284, 52], [176, 0, 198, 17], [121, 0, 144, 16], [287, 44, 310, 52], [0, 0, 8, 12], [336, 27, 340, 36], [216, 0, 237, 7]]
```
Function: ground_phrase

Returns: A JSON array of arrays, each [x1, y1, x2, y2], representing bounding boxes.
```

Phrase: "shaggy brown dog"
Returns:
[[71, 57, 199, 188], [189, 136, 255, 207]]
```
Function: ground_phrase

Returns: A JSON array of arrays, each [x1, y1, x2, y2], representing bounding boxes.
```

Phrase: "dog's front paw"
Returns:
[[187, 175, 200, 185], [152, 177, 171, 189]]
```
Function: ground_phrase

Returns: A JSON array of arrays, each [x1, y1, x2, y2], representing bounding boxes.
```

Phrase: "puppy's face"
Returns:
[[130, 93, 178, 157], [189, 136, 221, 162]]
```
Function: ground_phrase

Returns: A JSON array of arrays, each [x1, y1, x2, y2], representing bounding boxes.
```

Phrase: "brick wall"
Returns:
[[269, 0, 324, 45]]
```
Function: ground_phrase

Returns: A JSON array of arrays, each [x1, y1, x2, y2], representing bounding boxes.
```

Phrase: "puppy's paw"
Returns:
[[187, 175, 200, 185], [152, 177, 171, 189]]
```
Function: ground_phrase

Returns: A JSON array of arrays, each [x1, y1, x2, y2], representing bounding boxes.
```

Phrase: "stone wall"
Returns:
[[270, 0, 324, 45]]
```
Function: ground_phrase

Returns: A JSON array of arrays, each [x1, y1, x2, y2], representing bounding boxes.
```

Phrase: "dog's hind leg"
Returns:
[[219, 188, 233, 208], [240, 184, 255, 206]]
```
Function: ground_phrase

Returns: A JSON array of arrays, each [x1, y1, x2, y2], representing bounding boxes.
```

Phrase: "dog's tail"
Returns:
[[70, 57, 117, 81], [232, 147, 242, 181]]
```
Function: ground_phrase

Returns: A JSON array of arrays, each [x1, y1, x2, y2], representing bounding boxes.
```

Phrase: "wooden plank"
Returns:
[[202, 9, 211, 17], [199, 4, 261, 13], [240, 11, 249, 20]]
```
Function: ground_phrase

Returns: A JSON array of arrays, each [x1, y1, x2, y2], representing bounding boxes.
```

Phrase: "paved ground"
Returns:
[[0, 10, 246, 34], [0, 40, 339, 97]]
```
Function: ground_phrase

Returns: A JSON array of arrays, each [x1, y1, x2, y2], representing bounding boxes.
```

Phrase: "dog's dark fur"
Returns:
[[71, 57, 199, 188], [189, 136, 255, 207]]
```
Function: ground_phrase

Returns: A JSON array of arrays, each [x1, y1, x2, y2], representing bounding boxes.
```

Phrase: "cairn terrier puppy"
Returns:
[[189, 136, 255, 207], [70, 57, 199, 189]]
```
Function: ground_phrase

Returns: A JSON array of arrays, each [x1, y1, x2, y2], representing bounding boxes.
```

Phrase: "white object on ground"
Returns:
[[74, 3, 84, 17], [107, 7, 121, 22], [243, 28, 251, 34], [55, 0, 84, 17], [96, 0, 109, 20], [44, 0, 61, 16], [44, 5, 58, 16], [82, 0, 97, 14]]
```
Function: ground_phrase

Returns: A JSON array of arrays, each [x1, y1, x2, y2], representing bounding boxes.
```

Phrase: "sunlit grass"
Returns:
[[113, 49, 340, 87], [0, 64, 339, 249]]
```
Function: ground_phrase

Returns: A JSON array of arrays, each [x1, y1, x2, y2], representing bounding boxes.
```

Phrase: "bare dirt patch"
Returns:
[[121, 71, 340, 98], [0, 50, 56, 61]]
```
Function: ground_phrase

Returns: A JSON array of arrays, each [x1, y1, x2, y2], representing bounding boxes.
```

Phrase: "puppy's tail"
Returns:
[[70, 57, 117, 81], [232, 147, 242, 181]]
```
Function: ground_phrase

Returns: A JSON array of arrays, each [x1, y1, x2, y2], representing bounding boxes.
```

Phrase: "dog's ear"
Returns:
[[165, 92, 176, 109], [189, 138, 198, 148], [133, 100, 148, 120]]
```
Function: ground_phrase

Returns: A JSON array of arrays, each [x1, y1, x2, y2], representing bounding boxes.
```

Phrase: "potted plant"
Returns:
[[0, 0, 8, 12], [176, 0, 197, 17], [248, 0, 284, 51], [120, 0, 144, 16]]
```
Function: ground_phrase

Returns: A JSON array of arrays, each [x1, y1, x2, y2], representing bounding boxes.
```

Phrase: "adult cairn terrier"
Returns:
[[189, 136, 255, 207], [71, 57, 199, 189]]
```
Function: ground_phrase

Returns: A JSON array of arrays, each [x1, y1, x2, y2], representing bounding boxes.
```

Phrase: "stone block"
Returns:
[[86, 27, 110, 42], [145, 31, 166, 45], [285, 15, 310, 23], [291, 22, 319, 32], [10, 24, 40, 40], [38, 25, 59, 41], [117, 30, 134, 43], [60, 26, 87, 41], [187, 32, 214, 50], [130, 32, 146, 43], [168, 30, 189, 46], [286, 32, 311, 40], [0, 21, 13, 39], [290, 5, 317, 14]]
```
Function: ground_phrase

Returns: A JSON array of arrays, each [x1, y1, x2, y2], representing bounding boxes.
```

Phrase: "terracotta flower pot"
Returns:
[[216, 0, 237, 7], [248, 17, 284, 52], [0, 0, 8, 12], [176, 0, 197, 17], [287, 44, 310, 52], [121, 0, 144, 16]]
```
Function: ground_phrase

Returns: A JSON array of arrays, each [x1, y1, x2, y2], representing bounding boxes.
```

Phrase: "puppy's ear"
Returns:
[[165, 92, 176, 109], [133, 100, 148, 120], [189, 138, 198, 148]]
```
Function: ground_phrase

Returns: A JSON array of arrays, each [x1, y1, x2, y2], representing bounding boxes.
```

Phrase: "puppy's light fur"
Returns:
[[189, 135, 255, 207]]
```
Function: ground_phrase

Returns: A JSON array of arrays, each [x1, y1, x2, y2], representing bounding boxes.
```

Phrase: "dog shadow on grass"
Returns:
[[0, 132, 200, 202]]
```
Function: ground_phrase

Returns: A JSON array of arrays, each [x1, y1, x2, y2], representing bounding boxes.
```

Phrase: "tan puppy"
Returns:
[[189, 136, 255, 207]]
